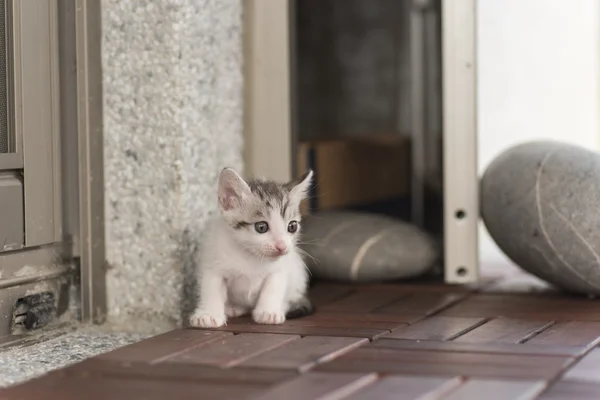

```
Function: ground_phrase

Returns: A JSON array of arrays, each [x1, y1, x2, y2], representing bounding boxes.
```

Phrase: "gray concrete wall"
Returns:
[[101, 0, 244, 329]]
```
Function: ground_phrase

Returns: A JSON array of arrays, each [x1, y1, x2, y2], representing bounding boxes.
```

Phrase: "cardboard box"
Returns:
[[297, 134, 411, 212]]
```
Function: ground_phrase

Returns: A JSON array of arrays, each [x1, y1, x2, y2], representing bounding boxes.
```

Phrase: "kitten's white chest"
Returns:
[[216, 241, 271, 307], [225, 274, 265, 307]]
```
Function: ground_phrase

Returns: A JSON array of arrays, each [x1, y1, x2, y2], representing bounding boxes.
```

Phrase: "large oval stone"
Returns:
[[481, 140, 600, 295], [299, 211, 439, 282]]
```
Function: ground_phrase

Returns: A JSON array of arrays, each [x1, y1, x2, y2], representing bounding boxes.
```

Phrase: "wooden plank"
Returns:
[[0, 373, 264, 400], [309, 284, 355, 307], [315, 347, 573, 380], [440, 294, 600, 321], [453, 318, 553, 344], [339, 278, 495, 293], [228, 313, 408, 328], [238, 336, 367, 372], [301, 312, 410, 324], [280, 316, 405, 331], [385, 316, 486, 341], [538, 381, 600, 400], [441, 379, 547, 400], [562, 348, 600, 383], [164, 333, 299, 367], [371, 338, 586, 357], [320, 292, 405, 313], [97, 329, 232, 363], [249, 372, 378, 400], [59, 359, 296, 384], [526, 321, 600, 348], [207, 323, 389, 340], [14, 280, 600, 399], [372, 292, 467, 322], [342, 376, 461, 400]]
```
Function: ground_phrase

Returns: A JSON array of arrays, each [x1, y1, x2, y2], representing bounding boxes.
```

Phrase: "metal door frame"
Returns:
[[0, 0, 69, 339], [441, 0, 479, 284], [0, 0, 105, 339], [243, 0, 293, 182], [0, 0, 63, 247], [67, 0, 106, 323]]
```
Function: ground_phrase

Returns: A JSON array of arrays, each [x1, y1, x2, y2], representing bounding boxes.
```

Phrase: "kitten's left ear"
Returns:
[[287, 170, 313, 201], [218, 167, 251, 211]]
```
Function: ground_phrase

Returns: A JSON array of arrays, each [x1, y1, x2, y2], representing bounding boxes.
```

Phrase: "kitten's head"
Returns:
[[217, 167, 313, 259]]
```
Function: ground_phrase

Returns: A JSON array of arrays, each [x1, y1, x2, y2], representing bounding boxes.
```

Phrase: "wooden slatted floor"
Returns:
[[3, 269, 600, 399]]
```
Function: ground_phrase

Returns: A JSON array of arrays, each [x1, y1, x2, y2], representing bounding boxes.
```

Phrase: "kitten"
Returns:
[[189, 167, 315, 328]]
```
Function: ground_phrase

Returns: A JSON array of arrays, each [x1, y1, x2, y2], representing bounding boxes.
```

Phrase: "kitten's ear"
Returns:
[[287, 170, 313, 202], [218, 168, 251, 211]]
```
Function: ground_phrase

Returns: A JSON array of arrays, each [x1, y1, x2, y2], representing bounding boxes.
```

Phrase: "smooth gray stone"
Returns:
[[481, 140, 600, 295], [299, 211, 439, 282]]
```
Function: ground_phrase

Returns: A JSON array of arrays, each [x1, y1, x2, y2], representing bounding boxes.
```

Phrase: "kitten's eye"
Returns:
[[287, 221, 298, 233], [254, 221, 269, 234]]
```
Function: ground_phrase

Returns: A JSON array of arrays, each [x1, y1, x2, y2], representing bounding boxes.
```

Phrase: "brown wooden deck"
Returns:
[[3, 268, 600, 399]]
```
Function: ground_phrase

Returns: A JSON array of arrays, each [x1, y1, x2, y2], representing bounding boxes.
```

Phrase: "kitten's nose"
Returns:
[[275, 242, 288, 254]]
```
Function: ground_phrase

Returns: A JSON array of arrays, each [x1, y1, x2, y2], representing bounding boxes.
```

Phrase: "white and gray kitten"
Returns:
[[189, 167, 314, 328]]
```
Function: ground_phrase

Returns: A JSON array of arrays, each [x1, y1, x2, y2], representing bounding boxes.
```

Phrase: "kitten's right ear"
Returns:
[[287, 169, 314, 202], [218, 168, 251, 211]]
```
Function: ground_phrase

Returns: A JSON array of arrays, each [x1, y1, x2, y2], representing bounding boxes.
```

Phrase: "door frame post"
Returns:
[[243, 0, 293, 182], [74, 0, 106, 323], [441, 0, 479, 284]]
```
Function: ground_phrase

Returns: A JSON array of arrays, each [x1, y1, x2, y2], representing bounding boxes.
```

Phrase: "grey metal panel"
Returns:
[[441, 0, 479, 283], [58, 0, 80, 257], [0, 0, 8, 153], [75, 0, 106, 323], [0, 172, 23, 251], [49, 1, 62, 244], [13, 0, 61, 246], [410, 0, 444, 232], [243, 0, 293, 182], [0, 244, 71, 338], [0, 277, 70, 338], [5, 0, 17, 157], [289, 0, 299, 178], [410, 1, 427, 228], [0, 245, 66, 287], [0, 152, 21, 170], [424, 1, 442, 181]]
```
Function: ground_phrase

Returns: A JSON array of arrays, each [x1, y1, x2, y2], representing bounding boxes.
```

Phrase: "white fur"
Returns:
[[189, 169, 312, 328]]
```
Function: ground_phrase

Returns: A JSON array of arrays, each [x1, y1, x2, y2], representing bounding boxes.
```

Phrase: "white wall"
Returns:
[[477, 0, 600, 264]]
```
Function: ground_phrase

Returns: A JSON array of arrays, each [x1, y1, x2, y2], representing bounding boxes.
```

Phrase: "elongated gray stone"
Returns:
[[300, 211, 439, 282], [481, 141, 600, 295]]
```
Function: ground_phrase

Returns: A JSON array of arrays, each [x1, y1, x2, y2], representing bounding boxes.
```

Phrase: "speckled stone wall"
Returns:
[[101, 0, 244, 329]]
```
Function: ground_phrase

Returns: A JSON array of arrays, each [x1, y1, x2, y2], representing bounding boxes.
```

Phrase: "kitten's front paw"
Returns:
[[253, 309, 286, 325], [189, 310, 227, 328]]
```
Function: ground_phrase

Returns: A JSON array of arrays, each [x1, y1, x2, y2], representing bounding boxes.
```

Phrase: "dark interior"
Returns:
[[292, 0, 445, 272]]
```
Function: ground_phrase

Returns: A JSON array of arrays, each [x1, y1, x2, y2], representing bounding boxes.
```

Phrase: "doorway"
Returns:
[[244, 0, 479, 284]]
